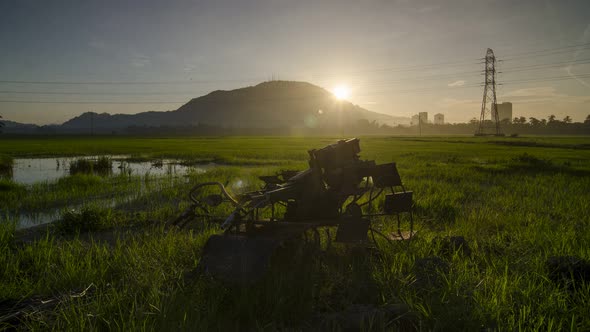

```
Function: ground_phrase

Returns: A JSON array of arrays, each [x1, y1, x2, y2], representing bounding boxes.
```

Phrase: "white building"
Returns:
[[495, 102, 512, 122], [411, 112, 430, 126], [419, 112, 428, 124], [434, 113, 444, 125]]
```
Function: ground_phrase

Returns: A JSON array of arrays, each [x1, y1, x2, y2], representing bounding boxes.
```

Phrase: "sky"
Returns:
[[1, 0, 589, 125]]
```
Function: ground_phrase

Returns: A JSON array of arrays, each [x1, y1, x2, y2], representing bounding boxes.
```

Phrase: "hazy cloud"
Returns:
[[438, 97, 479, 108], [448, 80, 466, 87], [88, 40, 106, 50], [418, 5, 441, 13], [505, 87, 558, 98], [183, 64, 197, 72], [131, 55, 151, 67], [505, 86, 590, 104]]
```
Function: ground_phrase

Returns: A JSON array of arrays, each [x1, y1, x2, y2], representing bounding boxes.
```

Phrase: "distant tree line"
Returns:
[[1, 114, 589, 136], [499, 114, 590, 135], [374, 114, 590, 136]]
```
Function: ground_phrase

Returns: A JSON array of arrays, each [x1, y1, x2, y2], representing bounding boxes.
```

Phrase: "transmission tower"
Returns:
[[476, 48, 502, 136]]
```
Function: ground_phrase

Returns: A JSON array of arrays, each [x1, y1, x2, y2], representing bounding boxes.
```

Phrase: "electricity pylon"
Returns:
[[476, 48, 502, 136]]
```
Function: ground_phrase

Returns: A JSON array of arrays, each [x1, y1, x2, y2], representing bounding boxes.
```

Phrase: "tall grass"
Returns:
[[0, 137, 589, 330], [0, 154, 13, 179], [69, 156, 112, 175], [54, 206, 123, 234]]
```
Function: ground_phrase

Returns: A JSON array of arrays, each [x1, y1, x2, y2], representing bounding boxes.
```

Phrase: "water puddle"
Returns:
[[15, 196, 124, 230], [9, 156, 212, 185], [17, 208, 63, 230], [1, 155, 215, 229]]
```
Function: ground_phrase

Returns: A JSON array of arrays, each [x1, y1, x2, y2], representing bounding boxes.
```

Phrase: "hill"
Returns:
[[62, 81, 407, 129], [2, 120, 38, 129], [0, 120, 39, 134]]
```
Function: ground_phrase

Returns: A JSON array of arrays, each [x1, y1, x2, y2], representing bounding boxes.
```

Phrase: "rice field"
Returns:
[[0, 136, 589, 331]]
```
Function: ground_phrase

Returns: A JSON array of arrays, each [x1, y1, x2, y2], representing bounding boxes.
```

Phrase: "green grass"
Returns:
[[54, 206, 125, 234], [69, 156, 113, 176], [0, 136, 589, 331], [0, 154, 13, 179]]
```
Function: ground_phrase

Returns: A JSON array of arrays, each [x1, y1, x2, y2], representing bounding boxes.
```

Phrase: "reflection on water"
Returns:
[[2, 155, 215, 229], [16, 208, 62, 230], [9, 156, 211, 185], [15, 197, 122, 230]]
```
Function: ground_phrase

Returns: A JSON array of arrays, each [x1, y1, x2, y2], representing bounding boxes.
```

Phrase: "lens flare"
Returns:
[[332, 85, 350, 100]]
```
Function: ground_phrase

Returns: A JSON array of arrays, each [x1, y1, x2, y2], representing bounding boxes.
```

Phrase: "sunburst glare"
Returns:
[[332, 85, 350, 100]]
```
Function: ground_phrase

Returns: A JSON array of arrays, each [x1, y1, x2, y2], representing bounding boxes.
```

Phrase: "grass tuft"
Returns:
[[0, 154, 13, 179], [54, 206, 121, 234], [69, 157, 112, 176], [0, 178, 24, 192], [512, 152, 552, 166]]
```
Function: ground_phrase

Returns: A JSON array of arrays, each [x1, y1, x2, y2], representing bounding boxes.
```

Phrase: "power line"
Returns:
[[501, 58, 590, 72], [2, 43, 588, 87], [1, 42, 589, 107], [0, 70, 484, 95], [283, 42, 588, 77], [0, 100, 186, 104], [327, 59, 590, 90], [346, 58, 590, 88], [501, 43, 590, 59], [0, 43, 590, 85], [2, 73, 588, 104], [0, 78, 261, 85], [497, 74, 590, 84], [3, 57, 587, 97], [0, 90, 209, 96], [502, 48, 590, 62]]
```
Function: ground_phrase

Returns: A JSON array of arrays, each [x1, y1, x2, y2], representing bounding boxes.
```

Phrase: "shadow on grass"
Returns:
[[472, 153, 590, 177], [489, 140, 590, 150], [399, 138, 590, 150], [156, 239, 413, 331], [414, 201, 459, 229]]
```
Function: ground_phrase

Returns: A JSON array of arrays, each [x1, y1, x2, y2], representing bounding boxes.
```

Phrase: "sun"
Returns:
[[332, 85, 350, 100]]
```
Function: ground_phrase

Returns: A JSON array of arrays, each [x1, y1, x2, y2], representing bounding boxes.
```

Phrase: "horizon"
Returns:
[[6, 80, 586, 127], [1, 0, 589, 125]]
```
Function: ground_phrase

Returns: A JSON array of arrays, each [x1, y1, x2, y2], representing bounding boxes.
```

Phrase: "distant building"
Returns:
[[411, 114, 420, 126], [495, 102, 512, 122], [434, 113, 444, 125], [419, 112, 428, 124]]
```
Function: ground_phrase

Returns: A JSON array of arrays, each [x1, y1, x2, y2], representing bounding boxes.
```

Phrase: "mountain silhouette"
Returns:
[[62, 81, 407, 129]]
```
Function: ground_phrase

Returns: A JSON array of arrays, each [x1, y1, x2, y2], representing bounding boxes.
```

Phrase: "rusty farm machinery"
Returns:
[[171, 138, 414, 282]]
